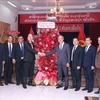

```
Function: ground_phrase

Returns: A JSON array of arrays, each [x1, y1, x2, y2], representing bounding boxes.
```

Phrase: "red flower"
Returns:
[[34, 29, 59, 85]]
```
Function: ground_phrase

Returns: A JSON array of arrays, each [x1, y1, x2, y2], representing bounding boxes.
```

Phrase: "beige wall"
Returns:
[[0, 4, 18, 30]]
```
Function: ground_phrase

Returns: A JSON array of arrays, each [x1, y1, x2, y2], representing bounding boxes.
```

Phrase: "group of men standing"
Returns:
[[70, 37, 100, 94], [42, 36, 100, 94], [0, 34, 42, 89], [0, 34, 100, 94]]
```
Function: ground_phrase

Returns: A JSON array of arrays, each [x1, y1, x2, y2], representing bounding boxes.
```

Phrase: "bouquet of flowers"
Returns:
[[34, 29, 59, 86]]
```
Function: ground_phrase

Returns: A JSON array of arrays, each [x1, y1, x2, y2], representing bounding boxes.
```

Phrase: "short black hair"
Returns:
[[86, 37, 92, 40], [18, 35, 23, 38]]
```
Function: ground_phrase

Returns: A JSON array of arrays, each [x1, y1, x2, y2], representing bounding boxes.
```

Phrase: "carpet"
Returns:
[[85, 96, 99, 100]]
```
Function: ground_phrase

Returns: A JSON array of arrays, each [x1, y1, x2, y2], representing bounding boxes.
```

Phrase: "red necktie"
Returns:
[[30, 42, 33, 49], [97, 47, 100, 53]]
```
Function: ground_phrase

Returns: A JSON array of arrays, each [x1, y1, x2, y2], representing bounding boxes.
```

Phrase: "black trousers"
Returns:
[[57, 63, 68, 86], [71, 67, 81, 88], [83, 67, 94, 89], [23, 61, 35, 83], [4, 58, 13, 83], [0, 63, 2, 82], [15, 60, 24, 84]]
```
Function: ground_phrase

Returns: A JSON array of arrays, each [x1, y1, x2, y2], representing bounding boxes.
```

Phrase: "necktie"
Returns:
[[9, 43, 12, 58], [85, 46, 88, 53], [30, 42, 33, 49], [71, 46, 76, 61], [21, 43, 24, 57], [59, 44, 63, 50], [97, 46, 100, 53]]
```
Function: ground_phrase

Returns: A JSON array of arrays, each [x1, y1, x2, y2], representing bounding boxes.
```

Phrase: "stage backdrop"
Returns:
[[18, 13, 100, 46]]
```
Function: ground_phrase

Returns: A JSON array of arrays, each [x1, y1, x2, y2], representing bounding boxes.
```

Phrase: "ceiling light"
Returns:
[[26, 7, 29, 10], [50, 0, 64, 18], [22, 5, 34, 10], [7, 1, 17, 8], [32, 0, 35, 2], [85, 2, 98, 9], [89, 5, 97, 8]]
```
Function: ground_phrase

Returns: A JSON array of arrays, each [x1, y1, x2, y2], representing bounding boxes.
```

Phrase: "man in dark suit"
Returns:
[[4, 35, 14, 85], [23, 34, 42, 89], [44, 35, 70, 90], [82, 37, 96, 93], [12, 36, 24, 85], [0, 37, 5, 86], [70, 38, 83, 91]]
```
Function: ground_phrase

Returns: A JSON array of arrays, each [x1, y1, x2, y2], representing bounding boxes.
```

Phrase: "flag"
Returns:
[[78, 28, 86, 47], [29, 27, 34, 35]]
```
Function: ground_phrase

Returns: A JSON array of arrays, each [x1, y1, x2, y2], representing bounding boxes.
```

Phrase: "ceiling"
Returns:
[[0, 0, 100, 14]]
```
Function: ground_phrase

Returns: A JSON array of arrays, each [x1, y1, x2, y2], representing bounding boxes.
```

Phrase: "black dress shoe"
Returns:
[[75, 88, 80, 91], [16, 82, 20, 86], [87, 89, 93, 93], [56, 85, 63, 89], [23, 84, 27, 89], [5, 82, 8, 85], [94, 89, 100, 94], [64, 86, 68, 90], [82, 88, 88, 91]]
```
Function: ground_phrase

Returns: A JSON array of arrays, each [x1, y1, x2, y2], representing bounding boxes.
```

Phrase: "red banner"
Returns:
[[19, 12, 100, 24], [56, 24, 84, 32]]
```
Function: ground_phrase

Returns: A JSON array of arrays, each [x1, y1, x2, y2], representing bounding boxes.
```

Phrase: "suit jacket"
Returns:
[[95, 46, 100, 69], [24, 41, 38, 63], [0, 43, 5, 63], [12, 43, 24, 62], [71, 45, 83, 69], [46, 43, 70, 65], [83, 45, 96, 68], [4, 42, 14, 63]]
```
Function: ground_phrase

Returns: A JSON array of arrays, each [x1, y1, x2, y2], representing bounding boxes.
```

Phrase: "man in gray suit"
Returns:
[[43, 35, 70, 90]]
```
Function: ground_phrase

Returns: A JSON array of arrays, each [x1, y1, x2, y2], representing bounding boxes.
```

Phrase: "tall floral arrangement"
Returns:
[[34, 29, 59, 86]]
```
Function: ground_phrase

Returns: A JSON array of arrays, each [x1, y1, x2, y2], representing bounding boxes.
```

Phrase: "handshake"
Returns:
[[38, 52, 46, 56]]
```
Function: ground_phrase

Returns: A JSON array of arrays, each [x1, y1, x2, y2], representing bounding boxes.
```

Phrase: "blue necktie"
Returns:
[[85, 46, 88, 53]]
